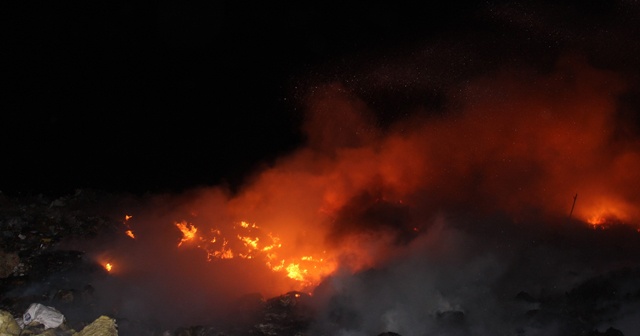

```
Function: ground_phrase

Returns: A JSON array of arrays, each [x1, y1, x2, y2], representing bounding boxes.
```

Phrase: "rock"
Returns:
[[73, 316, 117, 336], [0, 251, 19, 278], [0, 310, 21, 336]]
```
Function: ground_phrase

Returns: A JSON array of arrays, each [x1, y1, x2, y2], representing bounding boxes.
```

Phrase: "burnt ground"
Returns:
[[1, 190, 640, 336]]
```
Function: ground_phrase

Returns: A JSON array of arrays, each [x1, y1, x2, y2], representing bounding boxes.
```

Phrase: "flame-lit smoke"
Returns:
[[68, 53, 640, 333], [287, 54, 640, 228]]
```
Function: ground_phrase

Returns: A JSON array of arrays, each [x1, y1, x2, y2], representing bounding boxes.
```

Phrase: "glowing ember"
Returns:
[[105, 263, 113, 272], [123, 214, 136, 238]]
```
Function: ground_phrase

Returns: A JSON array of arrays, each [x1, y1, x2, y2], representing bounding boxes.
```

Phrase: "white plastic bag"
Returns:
[[22, 303, 65, 329]]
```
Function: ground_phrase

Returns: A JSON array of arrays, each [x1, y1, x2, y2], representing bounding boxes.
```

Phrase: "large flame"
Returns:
[[174, 220, 337, 288]]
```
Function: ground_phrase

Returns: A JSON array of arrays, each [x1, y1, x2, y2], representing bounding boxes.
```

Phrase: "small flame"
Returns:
[[176, 221, 198, 246], [105, 263, 113, 272], [123, 214, 136, 239]]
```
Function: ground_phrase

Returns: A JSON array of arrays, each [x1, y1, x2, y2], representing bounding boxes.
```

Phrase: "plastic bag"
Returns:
[[22, 303, 65, 329]]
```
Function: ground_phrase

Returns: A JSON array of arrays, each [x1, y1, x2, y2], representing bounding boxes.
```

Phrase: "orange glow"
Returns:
[[571, 193, 637, 229], [125, 230, 135, 239], [105, 263, 113, 272]]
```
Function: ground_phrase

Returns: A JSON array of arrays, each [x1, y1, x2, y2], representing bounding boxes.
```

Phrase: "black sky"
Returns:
[[3, 1, 639, 197]]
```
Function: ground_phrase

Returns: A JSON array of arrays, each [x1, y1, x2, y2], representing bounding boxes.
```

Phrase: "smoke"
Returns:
[[52, 50, 640, 334], [5, 2, 638, 335], [293, 54, 640, 335], [31, 23, 637, 330]]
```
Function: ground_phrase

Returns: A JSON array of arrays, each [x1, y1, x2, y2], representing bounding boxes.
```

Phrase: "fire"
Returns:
[[174, 220, 337, 288], [176, 221, 198, 246], [574, 195, 636, 229], [104, 263, 113, 272], [123, 214, 136, 239], [285, 263, 306, 282], [587, 217, 607, 227]]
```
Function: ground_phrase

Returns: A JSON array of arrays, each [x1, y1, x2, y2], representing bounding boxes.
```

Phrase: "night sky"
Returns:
[[3, 1, 640, 197]]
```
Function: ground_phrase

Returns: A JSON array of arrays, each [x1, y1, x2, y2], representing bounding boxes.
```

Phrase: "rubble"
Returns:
[[0, 309, 116, 336], [0, 310, 21, 336], [250, 291, 314, 336], [74, 315, 118, 336], [0, 251, 19, 279]]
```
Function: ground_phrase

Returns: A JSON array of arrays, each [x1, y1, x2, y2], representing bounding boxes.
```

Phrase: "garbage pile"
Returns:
[[0, 190, 122, 335], [0, 190, 321, 336], [1, 190, 638, 336], [0, 303, 117, 336]]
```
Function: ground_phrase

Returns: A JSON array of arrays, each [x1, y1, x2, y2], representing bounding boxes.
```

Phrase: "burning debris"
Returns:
[[2, 187, 638, 335]]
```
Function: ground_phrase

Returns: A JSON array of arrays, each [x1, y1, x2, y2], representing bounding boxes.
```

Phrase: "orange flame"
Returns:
[[174, 220, 337, 288], [176, 221, 198, 247], [104, 263, 113, 272], [123, 214, 136, 239]]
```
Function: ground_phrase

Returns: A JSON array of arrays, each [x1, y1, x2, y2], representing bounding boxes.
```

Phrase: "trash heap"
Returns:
[[0, 190, 122, 335], [0, 190, 320, 336], [0, 303, 117, 336], [1, 190, 638, 336]]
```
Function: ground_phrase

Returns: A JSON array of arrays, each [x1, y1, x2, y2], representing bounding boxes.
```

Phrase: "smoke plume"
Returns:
[[58, 52, 640, 335]]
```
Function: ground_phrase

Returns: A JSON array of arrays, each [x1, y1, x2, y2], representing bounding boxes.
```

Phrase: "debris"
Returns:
[[0, 251, 19, 278], [22, 303, 65, 330], [73, 315, 117, 336], [0, 310, 21, 336]]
